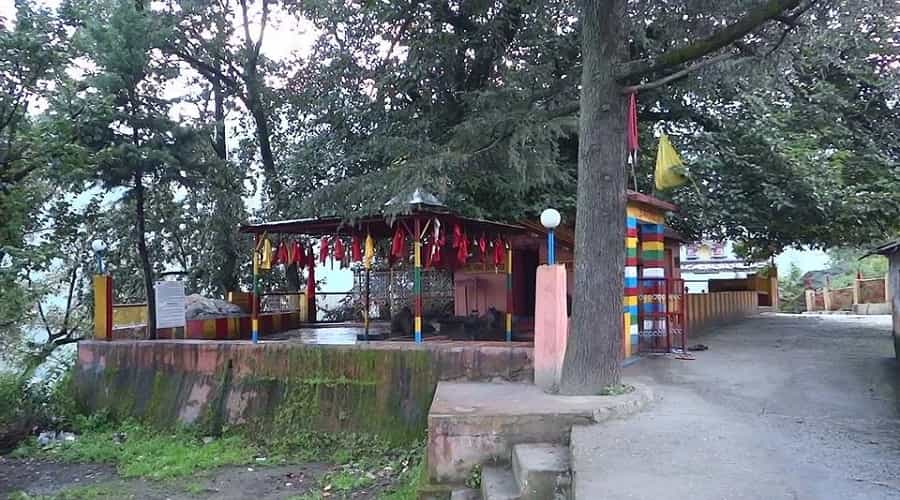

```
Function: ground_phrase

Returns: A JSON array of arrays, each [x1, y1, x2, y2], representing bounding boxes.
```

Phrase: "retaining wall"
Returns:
[[74, 340, 533, 443]]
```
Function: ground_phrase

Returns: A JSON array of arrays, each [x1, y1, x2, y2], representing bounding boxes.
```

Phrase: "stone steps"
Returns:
[[481, 443, 572, 500]]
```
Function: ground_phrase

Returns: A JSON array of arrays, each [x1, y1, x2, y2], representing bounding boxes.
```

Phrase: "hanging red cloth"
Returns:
[[626, 92, 639, 154], [478, 234, 488, 263], [350, 235, 362, 262], [291, 240, 304, 268], [334, 237, 345, 263], [390, 225, 406, 262], [319, 236, 330, 266], [275, 241, 290, 266], [493, 237, 505, 267], [452, 224, 468, 267]]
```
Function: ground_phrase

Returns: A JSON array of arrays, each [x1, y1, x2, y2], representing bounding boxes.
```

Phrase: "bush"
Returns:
[[0, 362, 85, 453], [0, 372, 37, 453]]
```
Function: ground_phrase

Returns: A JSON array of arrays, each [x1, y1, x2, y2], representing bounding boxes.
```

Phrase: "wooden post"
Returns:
[[506, 244, 513, 342], [885, 273, 891, 304], [93, 275, 113, 340], [823, 286, 832, 311], [413, 217, 423, 344], [853, 277, 861, 306]]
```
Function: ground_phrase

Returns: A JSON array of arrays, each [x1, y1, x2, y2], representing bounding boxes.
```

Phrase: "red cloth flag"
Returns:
[[452, 224, 468, 266], [390, 225, 406, 262], [275, 241, 290, 266], [334, 237, 345, 262], [478, 234, 488, 263], [319, 237, 330, 266], [493, 237, 505, 267], [291, 240, 304, 268], [627, 92, 639, 153], [350, 235, 362, 262]]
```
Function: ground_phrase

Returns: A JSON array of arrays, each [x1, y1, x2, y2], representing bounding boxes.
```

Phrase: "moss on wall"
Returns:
[[74, 344, 440, 444]]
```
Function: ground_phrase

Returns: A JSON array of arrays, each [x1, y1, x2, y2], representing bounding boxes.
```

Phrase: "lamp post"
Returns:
[[540, 209, 561, 265], [91, 239, 107, 274]]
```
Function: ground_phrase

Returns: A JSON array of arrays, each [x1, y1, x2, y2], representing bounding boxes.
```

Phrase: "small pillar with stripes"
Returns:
[[413, 218, 423, 344], [640, 223, 666, 348], [624, 216, 639, 356], [505, 244, 513, 342]]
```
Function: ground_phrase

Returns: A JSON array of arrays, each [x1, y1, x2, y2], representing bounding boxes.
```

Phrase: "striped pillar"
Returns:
[[624, 217, 639, 356], [506, 245, 513, 342], [640, 223, 666, 348], [413, 218, 423, 344], [252, 234, 260, 344]]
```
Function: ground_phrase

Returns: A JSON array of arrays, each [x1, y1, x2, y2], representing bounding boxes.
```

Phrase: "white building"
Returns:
[[680, 240, 768, 293]]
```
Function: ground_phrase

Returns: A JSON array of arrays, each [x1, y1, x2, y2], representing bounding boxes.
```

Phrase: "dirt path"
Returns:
[[573, 314, 900, 499], [0, 457, 397, 499]]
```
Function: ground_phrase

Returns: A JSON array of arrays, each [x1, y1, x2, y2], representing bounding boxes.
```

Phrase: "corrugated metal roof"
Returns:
[[864, 238, 900, 257]]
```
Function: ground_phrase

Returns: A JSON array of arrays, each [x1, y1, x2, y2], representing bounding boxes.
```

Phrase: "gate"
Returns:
[[638, 278, 687, 354]]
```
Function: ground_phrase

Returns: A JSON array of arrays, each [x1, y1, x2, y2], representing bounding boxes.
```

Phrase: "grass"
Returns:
[[7, 483, 136, 499], [14, 419, 257, 480], [599, 384, 635, 396], [12, 415, 426, 498], [378, 457, 425, 500]]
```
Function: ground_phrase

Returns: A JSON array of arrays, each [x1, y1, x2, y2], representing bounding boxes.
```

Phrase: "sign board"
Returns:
[[154, 280, 186, 329]]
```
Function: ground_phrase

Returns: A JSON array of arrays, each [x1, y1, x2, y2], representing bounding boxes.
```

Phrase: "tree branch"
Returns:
[[617, 0, 814, 82], [621, 52, 742, 94]]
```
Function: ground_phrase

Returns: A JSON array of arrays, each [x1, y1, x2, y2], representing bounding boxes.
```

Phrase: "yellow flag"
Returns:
[[364, 234, 375, 269], [258, 236, 273, 271], [655, 133, 688, 190]]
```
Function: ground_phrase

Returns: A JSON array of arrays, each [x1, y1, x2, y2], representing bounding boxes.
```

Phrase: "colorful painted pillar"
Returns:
[[93, 275, 113, 340], [624, 217, 639, 356], [413, 218, 423, 344], [640, 223, 666, 349], [505, 244, 513, 342], [251, 234, 260, 344]]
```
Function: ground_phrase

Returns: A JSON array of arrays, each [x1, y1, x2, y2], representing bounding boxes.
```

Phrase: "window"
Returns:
[[686, 244, 699, 260], [711, 242, 726, 259]]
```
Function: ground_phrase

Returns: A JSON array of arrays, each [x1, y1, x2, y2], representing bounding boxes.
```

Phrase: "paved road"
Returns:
[[573, 314, 900, 500]]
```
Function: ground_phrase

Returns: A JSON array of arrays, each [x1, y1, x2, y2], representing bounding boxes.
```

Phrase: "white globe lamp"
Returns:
[[540, 209, 561, 264]]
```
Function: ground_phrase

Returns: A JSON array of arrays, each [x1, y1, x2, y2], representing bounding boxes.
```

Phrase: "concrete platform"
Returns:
[[426, 381, 652, 483]]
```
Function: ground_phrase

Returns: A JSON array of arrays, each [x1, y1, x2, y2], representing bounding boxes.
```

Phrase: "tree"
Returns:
[[561, 0, 827, 393], [62, 0, 215, 335], [269, 0, 897, 392], [778, 264, 806, 313], [0, 0, 69, 352]]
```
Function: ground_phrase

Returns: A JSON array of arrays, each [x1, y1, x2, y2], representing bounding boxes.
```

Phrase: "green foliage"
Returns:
[[599, 384, 636, 396], [0, 372, 31, 429], [379, 456, 425, 500], [18, 419, 256, 480], [824, 247, 889, 289], [778, 264, 807, 313], [8, 483, 134, 500], [464, 463, 482, 489]]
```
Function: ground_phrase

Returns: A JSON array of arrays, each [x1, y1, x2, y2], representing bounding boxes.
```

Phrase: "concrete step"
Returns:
[[512, 443, 571, 500], [481, 465, 520, 500]]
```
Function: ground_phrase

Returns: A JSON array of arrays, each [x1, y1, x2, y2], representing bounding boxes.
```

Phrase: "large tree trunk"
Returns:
[[134, 169, 157, 338], [212, 71, 227, 161], [246, 89, 281, 203], [211, 71, 241, 296], [559, 0, 628, 394]]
